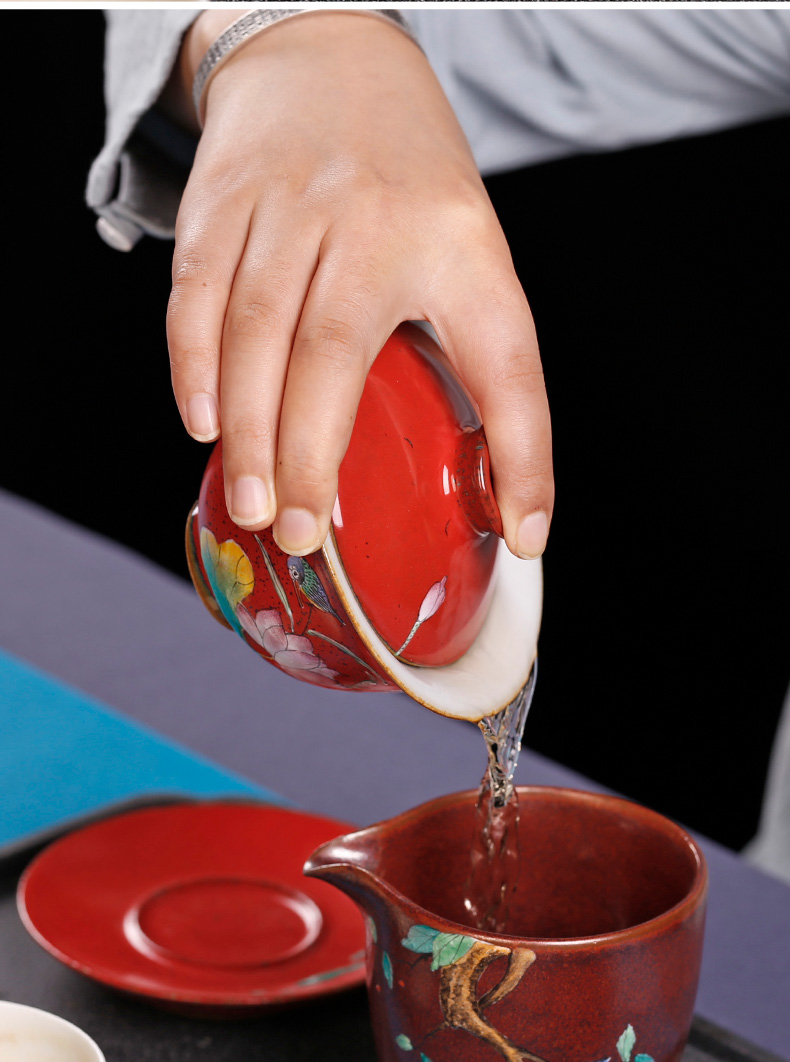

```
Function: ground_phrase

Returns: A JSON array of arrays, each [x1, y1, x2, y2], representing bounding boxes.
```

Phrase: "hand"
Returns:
[[165, 10, 553, 559]]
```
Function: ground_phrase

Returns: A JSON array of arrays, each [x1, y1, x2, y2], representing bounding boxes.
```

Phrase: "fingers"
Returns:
[[171, 185, 402, 551], [167, 176, 246, 444], [431, 248, 554, 560], [218, 211, 322, 531], [271, 239, 402, 555], [170, 189, 552, 562]]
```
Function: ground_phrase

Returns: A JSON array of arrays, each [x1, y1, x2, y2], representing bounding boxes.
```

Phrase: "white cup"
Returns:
[[0, 1002, 104, 1062]]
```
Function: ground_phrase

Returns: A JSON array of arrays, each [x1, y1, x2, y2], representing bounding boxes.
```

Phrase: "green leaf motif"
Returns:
[[634, 1055, 654, 1062], [421, 1056, 434, 1062], [395, 1034, 413, 1051], [366, 916, 378, 943], [430, 932, 476, 971], [383, 951, 394, 988], [617, 1025, 637, 1062], [401, 924, 440, 954]]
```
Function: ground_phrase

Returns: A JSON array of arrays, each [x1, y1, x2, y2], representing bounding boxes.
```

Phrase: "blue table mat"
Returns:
[[0, 648, 289, 858]]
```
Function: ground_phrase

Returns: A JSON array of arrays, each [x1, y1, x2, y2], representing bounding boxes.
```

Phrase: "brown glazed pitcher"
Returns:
[[305, 787, 707, 1062]]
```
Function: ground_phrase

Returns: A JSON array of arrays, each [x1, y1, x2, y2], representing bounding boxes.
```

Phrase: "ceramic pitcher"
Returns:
[[305, 786, 708, 1062]]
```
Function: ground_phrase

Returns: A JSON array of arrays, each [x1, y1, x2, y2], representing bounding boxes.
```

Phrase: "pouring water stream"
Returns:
[[464, 662, 538, 932]]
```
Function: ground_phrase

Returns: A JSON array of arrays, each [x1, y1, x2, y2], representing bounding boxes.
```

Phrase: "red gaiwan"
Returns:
[[187, 324, 541, 721]]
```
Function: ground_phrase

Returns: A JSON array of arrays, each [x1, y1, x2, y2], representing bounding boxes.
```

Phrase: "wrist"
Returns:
[[189, 9, 255, 71], [160, 9, 254, 135], [165, 8, 419, 136]]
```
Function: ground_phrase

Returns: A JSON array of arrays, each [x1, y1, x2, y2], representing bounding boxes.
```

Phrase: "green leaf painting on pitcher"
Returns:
[[384, 923, 657, 1062], [394, 922, 540, 1062]]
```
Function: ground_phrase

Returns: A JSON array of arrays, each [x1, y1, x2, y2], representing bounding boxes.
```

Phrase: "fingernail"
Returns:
[[186, 393, 219, 440], [516, 511, 548, 559], [230, 476, 270, 526], [274, 507, 322, 555]]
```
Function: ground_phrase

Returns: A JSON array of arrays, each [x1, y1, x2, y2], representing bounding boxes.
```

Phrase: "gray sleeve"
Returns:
[[85, 9, 417, 253], [408, 10, 790, 175], [86, 10, 200, 251]]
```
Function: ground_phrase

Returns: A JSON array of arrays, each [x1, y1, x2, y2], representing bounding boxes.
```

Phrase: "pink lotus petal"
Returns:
[[237, 606, 265, 646], [274, 649, 321, 670], [284, 634, 314, 654], [292, 667, 337, 686], [256, 609, 283, 632], [417, 576, 447, 623], [263, 626, 289, 655], [312, 666, 340, 680]]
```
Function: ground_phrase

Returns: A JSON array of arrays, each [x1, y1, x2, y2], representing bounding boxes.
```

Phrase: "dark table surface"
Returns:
[[1, 489, 789, 1061]]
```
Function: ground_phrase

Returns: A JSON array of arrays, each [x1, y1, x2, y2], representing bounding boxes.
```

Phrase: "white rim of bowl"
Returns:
[[0, 1001, 105, 1061], [322, 534, 541, 722]]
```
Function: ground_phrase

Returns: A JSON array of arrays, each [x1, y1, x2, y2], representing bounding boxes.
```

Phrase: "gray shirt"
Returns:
[[88, 9, 790, 248]]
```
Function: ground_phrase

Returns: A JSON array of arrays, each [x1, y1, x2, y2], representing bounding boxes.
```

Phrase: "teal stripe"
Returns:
[[0, 648, 289, 852]]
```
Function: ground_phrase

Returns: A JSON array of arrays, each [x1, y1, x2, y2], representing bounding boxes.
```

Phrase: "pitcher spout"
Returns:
[[304, 829, 389, 912]]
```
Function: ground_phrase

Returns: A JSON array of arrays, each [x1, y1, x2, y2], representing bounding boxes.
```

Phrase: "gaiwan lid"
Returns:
[[335, 323, 504, 667], [189, 324, 541, 721]]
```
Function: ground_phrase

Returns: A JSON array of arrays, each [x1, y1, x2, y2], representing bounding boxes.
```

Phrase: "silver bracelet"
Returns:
[[193, 8, 419, 128]]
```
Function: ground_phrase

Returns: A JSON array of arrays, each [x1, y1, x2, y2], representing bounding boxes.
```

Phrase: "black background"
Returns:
[[4, 11, 788, 852]]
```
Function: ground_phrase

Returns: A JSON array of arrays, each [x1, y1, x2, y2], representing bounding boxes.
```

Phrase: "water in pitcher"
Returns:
[[463, 662, 537, 933]]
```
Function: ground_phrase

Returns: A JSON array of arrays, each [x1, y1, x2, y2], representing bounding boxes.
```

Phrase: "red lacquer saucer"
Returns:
[[17, 802, 366, 1016]]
